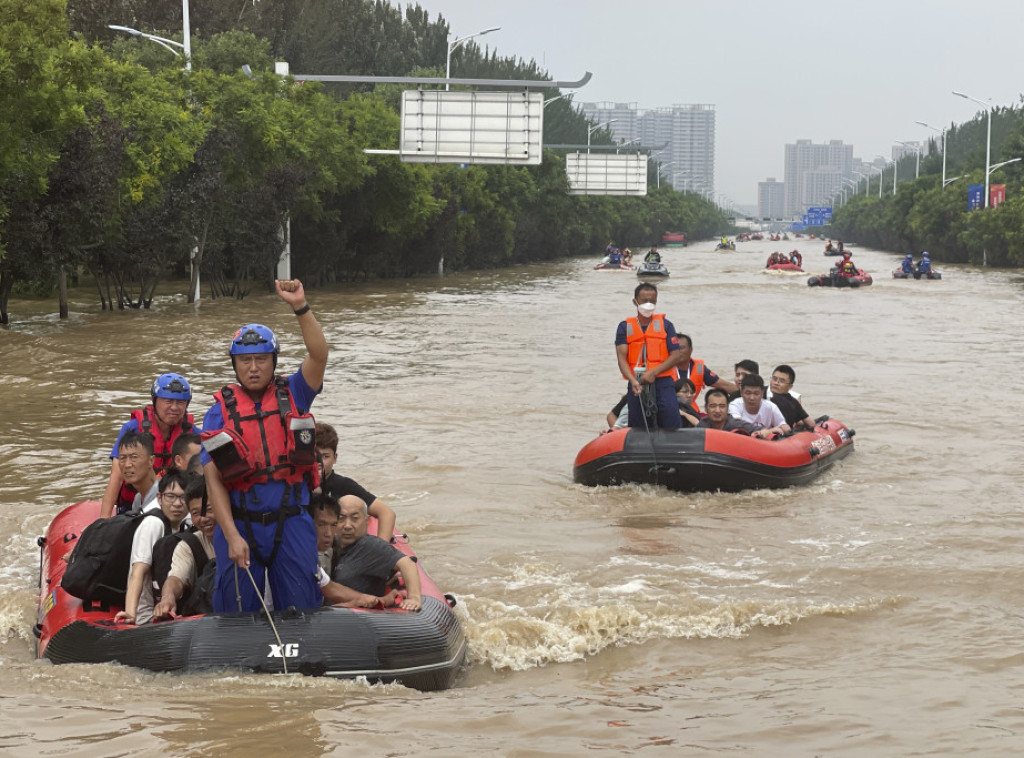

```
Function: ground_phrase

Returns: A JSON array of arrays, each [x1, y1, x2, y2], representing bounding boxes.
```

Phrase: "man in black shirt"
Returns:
[[324, 495, 422, 611], [767, 365, 813, 430]]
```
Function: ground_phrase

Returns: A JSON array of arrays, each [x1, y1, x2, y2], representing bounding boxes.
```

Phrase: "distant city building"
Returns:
[[757, 178, 786, 219], [580, 101, 716, 197], [783, 139, 854, 217], [891, 142, 921, 162]]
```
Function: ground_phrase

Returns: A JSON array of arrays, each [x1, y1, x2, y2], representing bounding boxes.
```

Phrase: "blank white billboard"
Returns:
[[400, 90, 543, 165], [566, 153, 648, 196]]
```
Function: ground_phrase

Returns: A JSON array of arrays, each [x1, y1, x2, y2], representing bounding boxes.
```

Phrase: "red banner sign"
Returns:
[[990, 184, 1006, 209]]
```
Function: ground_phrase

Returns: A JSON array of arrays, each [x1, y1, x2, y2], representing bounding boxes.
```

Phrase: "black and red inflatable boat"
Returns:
[[573, 419, 855, 492], [36, 502, 467, 691]]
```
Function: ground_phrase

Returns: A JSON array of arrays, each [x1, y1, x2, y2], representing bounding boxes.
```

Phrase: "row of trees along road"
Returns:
[[828, 101, 1024, 267], [0, 0, 730, 324]]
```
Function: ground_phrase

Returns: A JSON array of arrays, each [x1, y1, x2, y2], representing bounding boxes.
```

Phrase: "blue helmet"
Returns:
[[230, 324, 279, 356], [922, 251, 930, 258], [905, 253, 913, 260], [151, 372, 192, 402]]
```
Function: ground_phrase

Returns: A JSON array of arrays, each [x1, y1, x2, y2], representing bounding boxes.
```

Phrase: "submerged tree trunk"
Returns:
[[0, 271, 13, 325], [58, 268, 69, 320]]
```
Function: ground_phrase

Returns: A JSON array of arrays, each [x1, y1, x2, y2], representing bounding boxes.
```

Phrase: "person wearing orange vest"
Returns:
[[674, 333, 737, 413], [615, 283, 687, 430], [100, 373, 198, 518], [201, 279, 329, 614]]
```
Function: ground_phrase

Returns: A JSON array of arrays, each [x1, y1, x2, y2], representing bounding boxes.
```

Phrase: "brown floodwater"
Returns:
[[2, 238, 1023, 756]]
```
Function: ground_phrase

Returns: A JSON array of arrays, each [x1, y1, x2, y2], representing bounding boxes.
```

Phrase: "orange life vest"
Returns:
[[623, 315, 678, 380], [687, 359, 706, 412], [202, 376, 319, 491]]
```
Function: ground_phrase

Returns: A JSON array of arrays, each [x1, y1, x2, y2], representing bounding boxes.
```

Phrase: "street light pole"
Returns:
[[953, 90, 992, 207], [446, 27, 500, 91], [656, 161, 674, 189], [916, 120, 946, 187], [587, 119, 617, 154], [896, 141, 921, 179]]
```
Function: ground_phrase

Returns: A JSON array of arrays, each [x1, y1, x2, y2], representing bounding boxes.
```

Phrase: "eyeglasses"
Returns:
[[160, 492, 187, 504]]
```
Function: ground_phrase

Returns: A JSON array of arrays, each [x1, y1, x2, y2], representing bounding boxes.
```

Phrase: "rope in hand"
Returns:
[[242, 565, 289, 675]]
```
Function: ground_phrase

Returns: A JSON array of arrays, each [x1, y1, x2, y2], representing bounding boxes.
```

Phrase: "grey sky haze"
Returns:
[[397, 0, 1024, 206]]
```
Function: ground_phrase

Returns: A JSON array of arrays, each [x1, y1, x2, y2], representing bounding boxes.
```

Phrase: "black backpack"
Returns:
[[151, 531, 210, 592], [181, 557, 217, 616], [61, 510, 170, 606]]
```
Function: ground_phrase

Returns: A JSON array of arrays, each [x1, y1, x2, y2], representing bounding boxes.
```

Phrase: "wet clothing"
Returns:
[[200, 371, 321, 614], [331, 535, 405, 597]]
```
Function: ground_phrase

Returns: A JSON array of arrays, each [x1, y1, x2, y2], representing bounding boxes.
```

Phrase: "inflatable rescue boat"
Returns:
[[573, 418, 855, 492], [35, 502, 467, 691]]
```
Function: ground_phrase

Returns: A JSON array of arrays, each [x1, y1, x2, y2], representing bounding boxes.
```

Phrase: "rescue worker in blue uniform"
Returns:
[[901, 254, 914, 274], [100, 373, 198, 518], [918, 252, 932, 274], [201, 279, 329, 613]]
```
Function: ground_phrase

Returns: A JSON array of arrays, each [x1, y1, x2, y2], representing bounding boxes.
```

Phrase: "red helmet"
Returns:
[[842, 252, 852, 259]]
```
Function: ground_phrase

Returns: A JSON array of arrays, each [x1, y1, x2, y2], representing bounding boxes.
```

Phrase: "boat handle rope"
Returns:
[[237, 564, 289, 675]]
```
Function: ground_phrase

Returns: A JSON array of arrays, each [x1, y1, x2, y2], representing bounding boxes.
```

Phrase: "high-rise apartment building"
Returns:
[[757, 178, 786, 219], [783, 139, 854, 217], [581, 102, 716, 196]]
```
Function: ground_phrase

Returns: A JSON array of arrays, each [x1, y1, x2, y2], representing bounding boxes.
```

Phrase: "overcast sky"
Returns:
[[397, 0, 1024, 206]]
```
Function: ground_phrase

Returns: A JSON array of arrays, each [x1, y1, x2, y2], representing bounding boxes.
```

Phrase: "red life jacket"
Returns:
[[623, 315, 678, 381], [116, 406, 195, 510], [202, 376, 319, 491]]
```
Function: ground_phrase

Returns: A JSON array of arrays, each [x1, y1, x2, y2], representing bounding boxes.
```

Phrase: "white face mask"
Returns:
[[636, 302, 656, 317]]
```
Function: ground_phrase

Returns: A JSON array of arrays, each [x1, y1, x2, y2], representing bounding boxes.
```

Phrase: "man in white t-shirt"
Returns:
[[728, 373, 790, 440], [114, 469, 190, 625]]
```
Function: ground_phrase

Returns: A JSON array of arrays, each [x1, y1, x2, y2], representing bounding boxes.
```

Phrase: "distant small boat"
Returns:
[[636, 261, 670, 278]]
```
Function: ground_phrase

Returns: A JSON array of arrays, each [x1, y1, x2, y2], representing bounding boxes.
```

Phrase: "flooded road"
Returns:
[[2, 238, 1023, 756]]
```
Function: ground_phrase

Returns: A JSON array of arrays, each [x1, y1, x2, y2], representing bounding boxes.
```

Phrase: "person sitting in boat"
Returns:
[[837, 251, 857, 276], [789, 250, 802, 267], [918, 251, 932, 274], [697, 388, 757, 434], [766, 252, 786, 267], [645, 247, 662, 263], [676, 333, 737, 412], [152, 475, 216, 620], [674, 377, 700, 427], [899, 254, 914, 274], [729, 359, 759, 402], [201, 281, 328, 616], [824, 240, 835, 254], [728, 373, 790, 440], [622, 249, 633, 266], [101, 373, 200, 518], [114, 468, 192, 625], [767, 365, 813, 431], [607, 248, 623, 267], [721, 236, 729, 246], [115, 431, 160, 514], [316, 422, 397, 542], [169, 432, 202, 476], [616, 283, 688, 431], [322, 495, 422, 611], [837, 239, 845, 253]]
